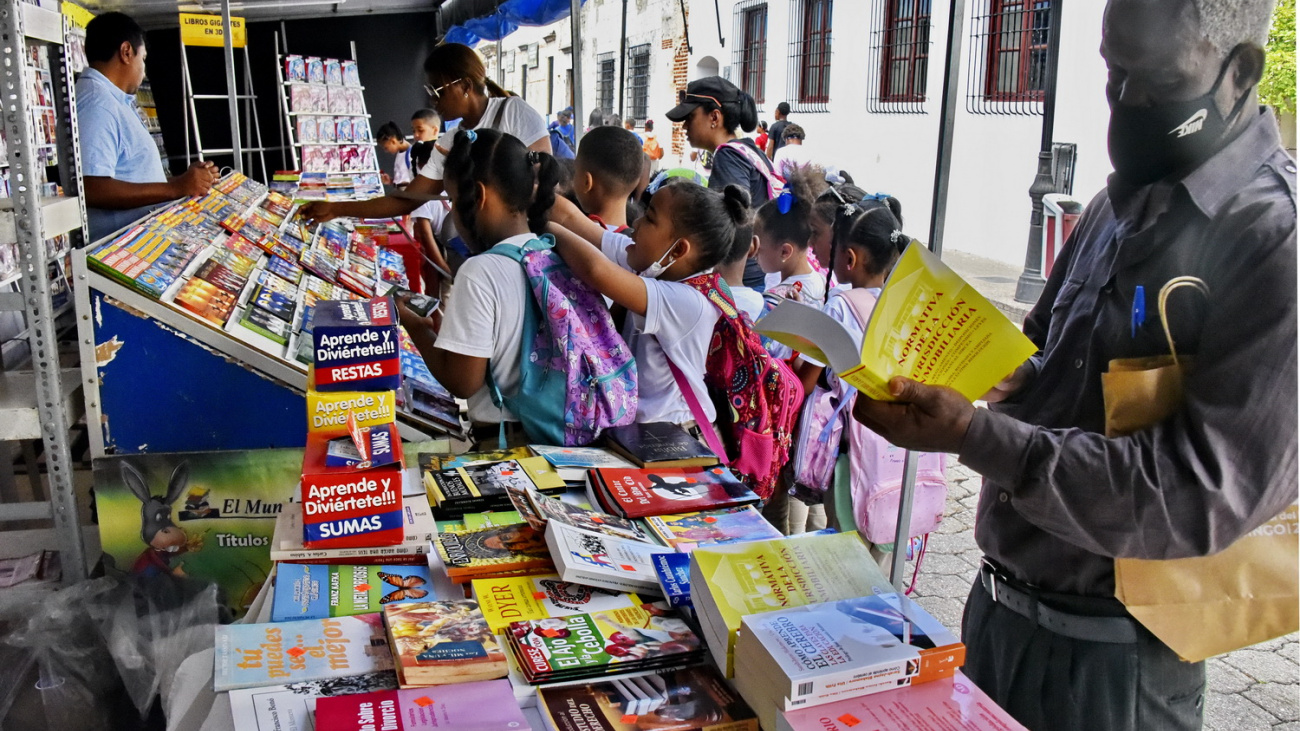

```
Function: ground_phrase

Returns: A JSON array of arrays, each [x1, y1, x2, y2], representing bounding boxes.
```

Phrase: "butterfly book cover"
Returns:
[[472, 573, 644, 634], [272, 563, 433, 621]]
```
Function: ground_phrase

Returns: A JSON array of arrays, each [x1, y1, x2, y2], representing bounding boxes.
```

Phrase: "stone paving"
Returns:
[[909, 462, 1299, 730]]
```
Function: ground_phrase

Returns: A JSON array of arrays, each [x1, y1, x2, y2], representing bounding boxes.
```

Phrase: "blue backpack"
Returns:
[[485, 235, 638, 447]]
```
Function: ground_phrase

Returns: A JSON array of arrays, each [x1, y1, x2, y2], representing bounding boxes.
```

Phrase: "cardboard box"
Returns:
[[311, 297, 400, 392], [300, 431, 404, 548], [306, 389, 396, 435]]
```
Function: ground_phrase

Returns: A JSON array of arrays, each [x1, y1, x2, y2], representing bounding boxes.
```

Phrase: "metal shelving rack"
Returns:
[[0, 0, 91, 583]]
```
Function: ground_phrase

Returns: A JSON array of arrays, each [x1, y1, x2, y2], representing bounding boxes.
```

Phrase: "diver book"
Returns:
[[213, 614, 394, 691], [472, 573, 645, 634]]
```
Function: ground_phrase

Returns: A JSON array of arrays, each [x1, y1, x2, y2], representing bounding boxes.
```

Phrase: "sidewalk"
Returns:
[[909, 462, 1299, 729], [941, 249, 1036, 324]]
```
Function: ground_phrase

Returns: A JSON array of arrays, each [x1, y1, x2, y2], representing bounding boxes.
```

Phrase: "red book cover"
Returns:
[[591, 467, 760, 519]]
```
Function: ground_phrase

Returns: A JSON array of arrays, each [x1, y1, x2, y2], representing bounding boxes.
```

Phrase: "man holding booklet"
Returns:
[[851, 1, 1297, 730]]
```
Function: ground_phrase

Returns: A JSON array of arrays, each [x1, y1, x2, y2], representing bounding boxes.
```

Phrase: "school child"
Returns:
[[407, 141, 454, 293], [787, 191, 907, 535], [573, 126, 645, 232], [377, 121, 413, 186], [411, 108, 441, 142], [755, 170, 828, 304], [398, 128, 561, 448], [548, 182, 751, 430], [716, 211, 763, 323]]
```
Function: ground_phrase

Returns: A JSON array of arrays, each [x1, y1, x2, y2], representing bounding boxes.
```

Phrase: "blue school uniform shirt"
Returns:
[[76, 68, 168, 241]]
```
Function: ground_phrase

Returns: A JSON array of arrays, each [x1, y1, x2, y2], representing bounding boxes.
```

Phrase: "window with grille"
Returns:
[[787, 0, 833, 111], [966, 0, 1051, 115], [596, 52, 616, 115], [731, 1, 768, 103], [626, 44, 651, 123], [866, 0, 931, 112]]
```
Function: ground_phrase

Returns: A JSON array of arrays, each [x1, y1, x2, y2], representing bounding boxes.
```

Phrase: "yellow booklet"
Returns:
[[756, 242, 1037, 402]]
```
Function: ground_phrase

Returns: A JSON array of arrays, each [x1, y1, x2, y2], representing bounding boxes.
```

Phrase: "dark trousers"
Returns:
[[962, 578, 1206, 731]]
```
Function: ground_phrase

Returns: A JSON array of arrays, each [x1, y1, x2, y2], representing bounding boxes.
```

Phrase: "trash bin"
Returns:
[[1042, 193, 1083, 277]]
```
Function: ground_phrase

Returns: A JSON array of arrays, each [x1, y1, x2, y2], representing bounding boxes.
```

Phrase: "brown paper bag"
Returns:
[[1105, 277, 1298, 662]]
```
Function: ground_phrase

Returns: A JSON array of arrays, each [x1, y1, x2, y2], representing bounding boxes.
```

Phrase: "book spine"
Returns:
[[271, 542, 428, 561], [781, 657, 916, 704], [779, 671, 906, 711]]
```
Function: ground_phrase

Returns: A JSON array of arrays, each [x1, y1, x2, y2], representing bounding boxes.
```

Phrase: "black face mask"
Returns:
[[1107, 48, 1250, 187]]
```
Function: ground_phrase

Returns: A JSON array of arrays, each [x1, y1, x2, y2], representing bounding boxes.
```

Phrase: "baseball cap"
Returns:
[[665, 76, 742, 122]]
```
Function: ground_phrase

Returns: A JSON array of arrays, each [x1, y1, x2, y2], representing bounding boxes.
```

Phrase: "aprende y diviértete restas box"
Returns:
[[311, 297, 400, 392], [300, 431, 404, 548]]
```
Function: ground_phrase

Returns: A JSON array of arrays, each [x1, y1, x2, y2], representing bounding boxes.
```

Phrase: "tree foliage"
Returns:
[[1261, 0, 1296, 115]]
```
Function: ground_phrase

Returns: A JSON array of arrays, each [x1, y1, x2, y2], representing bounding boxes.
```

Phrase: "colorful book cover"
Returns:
[[315, 681, 528, 731], [426, 448, 531, 472], [93, 449, 302, 619], [652, 553, 692, 608], [427, 458, 563, 518], [271, 564, 433, 622], [644, 505, 782, 553], [528, 445, 635, 479], [384, 601, 509, 687], [545, 522, 664, 594], [507, 604, 703, 682], [590, 466, 760, 519], [435, 523, 555, 579], [528, 488, 649, 542], [536, 665, 759, 731], [462, 510, 524, 529], [776, 672, 1026, 731], [228, 672, 399, 731], [473, 573, 644, 634], [603, 422, 719, 467], [213, 614, 394, 691]]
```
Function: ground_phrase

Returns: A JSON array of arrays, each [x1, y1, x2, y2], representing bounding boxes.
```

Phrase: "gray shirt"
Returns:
[[960, 108, 1298, 597]]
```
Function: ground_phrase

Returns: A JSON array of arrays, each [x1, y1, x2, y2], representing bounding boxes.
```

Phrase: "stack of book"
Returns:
[[535, 665, 759, 731], [384, 600, 509, 687], [271, 496, 437, 566], [544, 520, 664, 594], [644, 505, 782, 552], [689, 531, 892, 677], [776, 671, 1022, 731], [505, 603, 705, 684], [527, 444, 636, 482], [434, 523, 555, 584], [586, 466, 760, 519], [422, 449, 566, 520], [732, 593, 965, 730], [314, 679, 528, 730], [601, 422, 719, 468]]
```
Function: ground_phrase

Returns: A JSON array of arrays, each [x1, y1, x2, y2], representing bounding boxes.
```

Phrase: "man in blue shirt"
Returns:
[[77, 12, 215, 241]]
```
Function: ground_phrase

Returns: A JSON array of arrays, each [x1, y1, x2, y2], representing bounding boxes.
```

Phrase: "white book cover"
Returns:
[[227, 672, 398, 731], [544, 521, 662, 594]]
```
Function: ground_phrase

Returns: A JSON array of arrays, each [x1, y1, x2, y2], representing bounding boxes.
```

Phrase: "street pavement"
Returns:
[[909, 462, 1300, 730]]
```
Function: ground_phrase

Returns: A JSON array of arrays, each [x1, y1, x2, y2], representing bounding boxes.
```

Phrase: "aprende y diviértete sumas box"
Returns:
[[300, 431, 404, 548]]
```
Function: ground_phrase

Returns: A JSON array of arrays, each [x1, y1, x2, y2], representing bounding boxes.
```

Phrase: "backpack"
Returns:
[[643, 135, 664, 161], [719, 140, 785, 200], [550, 129, 575, 160], [849, 425, 948, 546], [666, 273, 804, 500], [485, 235, 638, 447], [787, 288, 877, 502]]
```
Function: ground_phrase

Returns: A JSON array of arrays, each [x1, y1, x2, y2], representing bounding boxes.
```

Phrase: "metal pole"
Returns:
[[180, 34, 194, 165], [618, 0, 628, 118], [570, 0, 584, 145], [221, 0, 242, 173], [927, 0, 966, 255], [1014, 0, 1064, 304], [889, 451, 921, 590]]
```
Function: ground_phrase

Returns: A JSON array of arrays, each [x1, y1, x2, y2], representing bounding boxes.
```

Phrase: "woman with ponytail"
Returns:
[[302, 43, 550, 223], [398, 128, 562, 447]]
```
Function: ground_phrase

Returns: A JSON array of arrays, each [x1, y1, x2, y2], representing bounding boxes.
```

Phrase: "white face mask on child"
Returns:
[[638, 240, 682, 279]]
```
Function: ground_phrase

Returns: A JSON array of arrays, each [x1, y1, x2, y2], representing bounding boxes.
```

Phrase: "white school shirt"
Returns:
[[773, 144, 817, 179], [731, 285, 765, 324], [763, 272, 829, 359], [799, 287, 881, 369], [434, 233, 532, 424], [601, 230, 719, 426], [419, 96, 549, 182], [392, 147, 413, 186]]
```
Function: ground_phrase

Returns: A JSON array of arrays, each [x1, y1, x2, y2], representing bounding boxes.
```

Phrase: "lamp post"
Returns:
[[1013, 0, 1065, 305]]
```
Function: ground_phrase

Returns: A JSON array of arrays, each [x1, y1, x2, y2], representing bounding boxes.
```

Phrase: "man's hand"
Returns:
[[170, 161, 217, 198], [300, 201, 337, 223], [852, 377, 976, 454], [982, 361, 1035, 404]]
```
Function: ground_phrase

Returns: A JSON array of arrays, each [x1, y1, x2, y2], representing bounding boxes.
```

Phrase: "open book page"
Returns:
[[758, 242, 1037, 402]]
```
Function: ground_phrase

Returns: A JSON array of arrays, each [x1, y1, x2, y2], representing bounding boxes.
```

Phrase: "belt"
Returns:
[[978, 560, 1138, 644]]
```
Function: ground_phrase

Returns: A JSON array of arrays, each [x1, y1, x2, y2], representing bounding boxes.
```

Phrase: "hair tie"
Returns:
[[861, 192, 891, 202], [463, 129, 478, 142], [890, 230, 907, 244], [526, 150, 540, 166], [777, 189, 794, 215]]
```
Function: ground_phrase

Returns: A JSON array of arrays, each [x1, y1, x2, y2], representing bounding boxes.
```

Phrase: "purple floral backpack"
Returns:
[[486, 235, 637, 446]]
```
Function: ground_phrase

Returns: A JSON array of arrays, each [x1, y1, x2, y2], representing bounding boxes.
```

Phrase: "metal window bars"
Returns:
[[965, 0, 1052, 115], [866, 0, 933, 113], [625, 43, 652, 123], [596, 52, 615, 117], [786, 0, 833, 112], [731, 0, 768, 105]]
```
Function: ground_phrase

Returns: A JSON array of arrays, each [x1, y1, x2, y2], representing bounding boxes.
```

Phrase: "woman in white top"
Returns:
[[301, 43, 550, 223]]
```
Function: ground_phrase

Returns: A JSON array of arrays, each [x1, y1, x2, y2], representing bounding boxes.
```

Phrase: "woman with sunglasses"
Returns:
[[302, 43, 550, 223], [665, 76, 775, 290]]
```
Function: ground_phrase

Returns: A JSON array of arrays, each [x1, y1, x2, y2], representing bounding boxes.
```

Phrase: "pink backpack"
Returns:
[[849, 423, 948, 545], [719, 140, 785, 201]]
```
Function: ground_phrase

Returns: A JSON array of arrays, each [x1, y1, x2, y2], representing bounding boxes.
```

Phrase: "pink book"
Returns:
[[315, 680, 528, 731], [778, 672, 1026, 731]]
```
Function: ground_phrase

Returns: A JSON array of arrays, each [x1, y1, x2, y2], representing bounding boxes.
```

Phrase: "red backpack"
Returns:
[[664, 273, 805, 500]]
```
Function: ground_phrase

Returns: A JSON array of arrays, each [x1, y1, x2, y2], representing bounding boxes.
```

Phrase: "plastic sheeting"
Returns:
[[442, 0, 586, 47]]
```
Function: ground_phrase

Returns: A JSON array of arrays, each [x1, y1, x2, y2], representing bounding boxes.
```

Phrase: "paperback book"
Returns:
[[424, 455, 565, 519], [588, 466, 760, 519], [434, 523, 555, 583], [315, 680, 528, 731], [644, 505, 782, 553], [213, 614, 393, 691], [603, 422, 719, 468], [535, 665, 759, 731], [473, 573, 644, 634], [545, 521, 664, 594], [652, 553, 692, 608], [527, 444, 635, 481], [227, 672, 399, 731], [384, 601, 509, 687], [775, 672, 1027, 731], [271, 563, 432, 621], [515, 484, 648, 542]]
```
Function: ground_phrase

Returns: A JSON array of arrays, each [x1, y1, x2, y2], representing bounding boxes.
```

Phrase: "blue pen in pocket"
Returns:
[[1131, 285, 1146, 338]]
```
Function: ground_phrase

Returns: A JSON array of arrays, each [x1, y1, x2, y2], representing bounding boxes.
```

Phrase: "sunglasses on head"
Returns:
[[424, 77, 465, 101], [677, 90, 729, 109]]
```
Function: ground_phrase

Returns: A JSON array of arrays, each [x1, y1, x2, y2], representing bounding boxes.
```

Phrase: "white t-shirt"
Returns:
[[392, 147, 413, 186], [800, 287, 880, 368], [601, 230, 719, 426], [763, 272, 829, 359], [434, 233, 532, 424], [731, 285, 765, 324], [773, 144, 817, 179], [419, 96, 549, 181]]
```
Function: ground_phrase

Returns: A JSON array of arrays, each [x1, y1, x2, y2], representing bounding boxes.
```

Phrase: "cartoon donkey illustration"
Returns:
[[121, 461, 195, 578]]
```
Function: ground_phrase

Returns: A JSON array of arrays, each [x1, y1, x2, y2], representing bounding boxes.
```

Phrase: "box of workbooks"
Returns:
[[300, 431, 404, 548], [311, 297, 400, 392], [306, 388, 396, 436]]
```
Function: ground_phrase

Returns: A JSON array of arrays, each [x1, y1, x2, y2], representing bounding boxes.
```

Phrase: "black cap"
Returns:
[[666, 76, 742, 122]]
